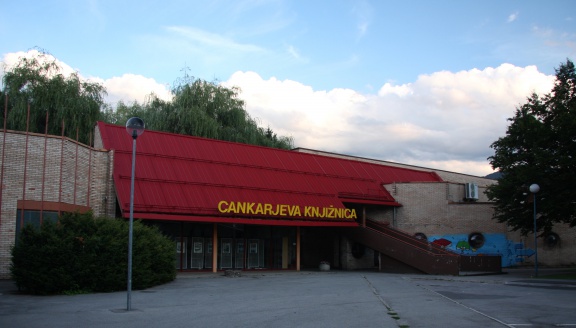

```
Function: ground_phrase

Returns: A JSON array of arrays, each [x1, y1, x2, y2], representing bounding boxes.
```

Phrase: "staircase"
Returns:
[[344, 219, 502, 275]]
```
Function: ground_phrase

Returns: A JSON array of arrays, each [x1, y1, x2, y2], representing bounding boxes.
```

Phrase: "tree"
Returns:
[[487, 59, 576, 235], [2, 50, 293, 149], [107, 73, 294, 149], [1, 50, 106, 145]]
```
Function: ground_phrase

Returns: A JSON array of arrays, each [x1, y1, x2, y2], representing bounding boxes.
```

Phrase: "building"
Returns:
[[0, 122, 573, 279]]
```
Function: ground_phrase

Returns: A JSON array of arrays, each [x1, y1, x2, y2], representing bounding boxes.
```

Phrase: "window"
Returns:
[[15, 200, 91, 240], [16, 210, 59, 232]]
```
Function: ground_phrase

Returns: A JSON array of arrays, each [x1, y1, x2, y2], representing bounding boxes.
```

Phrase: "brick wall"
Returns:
[[340, 237, 375, 270], [519, 224, 576, 268], [384, 182, 504, 235], [297, 148, 575, 268], [0, 130, 114, 279], [381, 182, 574, 267]]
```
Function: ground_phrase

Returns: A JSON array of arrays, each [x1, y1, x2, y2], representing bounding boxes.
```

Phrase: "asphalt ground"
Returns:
[[0, 268, 575, 328]]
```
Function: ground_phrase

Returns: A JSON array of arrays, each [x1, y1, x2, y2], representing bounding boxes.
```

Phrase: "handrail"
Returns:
[[346, 226, 460, 275], [361, 226, 459, 258], [350, 218, 501, 275], [365, 220, 458, 256]]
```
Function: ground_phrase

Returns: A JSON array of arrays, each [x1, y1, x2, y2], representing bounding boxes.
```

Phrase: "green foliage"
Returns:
[[1, 49, 105, 145], [2, 50, 293, 149], [10, 212, 176, 295], [104, 73, 294, 149], [487, 59, 576, 235], [539, 271, 576, 280]]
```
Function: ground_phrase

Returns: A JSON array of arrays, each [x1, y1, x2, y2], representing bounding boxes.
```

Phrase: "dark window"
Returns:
[[16, 210, 59, 234]]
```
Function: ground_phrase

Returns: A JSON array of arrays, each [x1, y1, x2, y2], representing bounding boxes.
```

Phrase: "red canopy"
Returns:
[[97, 121, 443, 226]]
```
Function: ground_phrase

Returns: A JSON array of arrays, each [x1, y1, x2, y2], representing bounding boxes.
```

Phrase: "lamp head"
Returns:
[[529, 184, 540, 194], [126, 117, 145, 139]]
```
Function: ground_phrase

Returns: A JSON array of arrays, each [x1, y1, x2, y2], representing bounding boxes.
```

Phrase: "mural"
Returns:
[[428, 233, 535, 267]]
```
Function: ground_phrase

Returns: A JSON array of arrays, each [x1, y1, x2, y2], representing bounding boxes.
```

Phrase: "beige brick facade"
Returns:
[[383, 182, 504, 235], [0, 130, 115, 279], [1, 132, 572, 278], [301, 148, 575, 268]]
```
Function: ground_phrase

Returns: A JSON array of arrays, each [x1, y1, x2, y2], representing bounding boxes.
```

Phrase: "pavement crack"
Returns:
[[363, 275, 410, 328]]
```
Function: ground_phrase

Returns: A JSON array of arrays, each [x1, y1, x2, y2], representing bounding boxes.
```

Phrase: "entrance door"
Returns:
[[204, 238, 213, 269], [220, 238, 233, 269], [235, 240, 245, 269], [190, 237, 204, 269], [247, 239, 262, 268], [176, 241, 187, 269]]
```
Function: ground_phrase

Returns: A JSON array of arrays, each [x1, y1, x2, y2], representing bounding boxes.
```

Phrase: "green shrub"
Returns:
[[11, 212, 176, 294]]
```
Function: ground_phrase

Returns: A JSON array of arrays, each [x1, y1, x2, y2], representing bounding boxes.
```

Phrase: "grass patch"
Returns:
[[539, 272, 576, 280]]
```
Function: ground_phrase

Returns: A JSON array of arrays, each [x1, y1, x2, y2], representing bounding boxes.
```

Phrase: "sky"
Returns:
[[1, 0, 575, 176]]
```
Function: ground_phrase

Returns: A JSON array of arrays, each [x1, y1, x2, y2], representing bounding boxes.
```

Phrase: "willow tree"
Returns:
[[109, 74, 294, 149], [2, 50, 292, 149], [1, 51, 105, 144]]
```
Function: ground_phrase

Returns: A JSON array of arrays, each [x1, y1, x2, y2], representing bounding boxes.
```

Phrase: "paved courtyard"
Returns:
[[0, 268, 575, 328]]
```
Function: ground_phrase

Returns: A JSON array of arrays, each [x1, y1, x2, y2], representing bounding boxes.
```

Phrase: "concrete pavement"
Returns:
[[0, 268, 574, 328]]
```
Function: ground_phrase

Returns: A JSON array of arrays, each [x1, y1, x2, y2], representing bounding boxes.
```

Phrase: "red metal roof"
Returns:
[[97, 121, 442, 226]]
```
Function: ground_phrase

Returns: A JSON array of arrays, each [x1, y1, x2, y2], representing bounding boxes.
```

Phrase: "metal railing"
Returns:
[[345, 219, 501, 275]]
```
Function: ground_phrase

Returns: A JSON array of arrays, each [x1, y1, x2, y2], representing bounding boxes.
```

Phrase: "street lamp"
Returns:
[[126, 117, 145, 311], [529, 183, 540, 278]]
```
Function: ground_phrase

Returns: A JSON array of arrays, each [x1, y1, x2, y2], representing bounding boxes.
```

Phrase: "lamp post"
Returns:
[[126, 117, 145, 311], [529, 183, 540, 278]]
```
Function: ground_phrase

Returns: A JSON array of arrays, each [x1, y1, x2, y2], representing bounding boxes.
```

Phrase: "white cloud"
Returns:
[[165, 26, 264, 53], [286, 44, 308, 63], [96, 74, 172, 105], [1, 49, 76, 78], [378, 83, 413, 97], [508, 12, 519, 23], [352, 0, 372, 38], [3, 50, 557, 177], [223, 64, 555, 176], [1, 50, 172, 106], [358, 22, 369, 37]]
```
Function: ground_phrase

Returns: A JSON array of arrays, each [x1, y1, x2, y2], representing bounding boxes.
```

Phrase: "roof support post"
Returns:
[[296, 226, 301, 271], [212, 223, 218, 273]]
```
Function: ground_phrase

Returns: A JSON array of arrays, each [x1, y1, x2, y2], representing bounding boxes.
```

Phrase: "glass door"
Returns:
[[176, 240, 187, 270], [235, 240, 245, 269], [204, 238, 213, 269], [190, 237, 204, 269], [220, 238, 233, 269], [247, 239, 262, 268]]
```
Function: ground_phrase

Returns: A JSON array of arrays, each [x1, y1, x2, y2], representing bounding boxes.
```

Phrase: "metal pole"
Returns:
[[533, 193, 538, 278], [127, 132, 137, 310]]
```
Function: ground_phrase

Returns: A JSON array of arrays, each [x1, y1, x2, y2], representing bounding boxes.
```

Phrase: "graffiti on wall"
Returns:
[[428, 233, 535, 267]]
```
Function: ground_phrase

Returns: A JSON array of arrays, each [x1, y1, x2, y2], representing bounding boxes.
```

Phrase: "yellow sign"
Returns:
[[217, 201, 357, 220]]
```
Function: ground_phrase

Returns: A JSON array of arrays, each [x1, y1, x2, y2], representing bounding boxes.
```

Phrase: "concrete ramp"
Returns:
[[345, 220, 501, 275]]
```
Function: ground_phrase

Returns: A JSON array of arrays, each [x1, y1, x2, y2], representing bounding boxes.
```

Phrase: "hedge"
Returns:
[[11, 212, 176, 294]]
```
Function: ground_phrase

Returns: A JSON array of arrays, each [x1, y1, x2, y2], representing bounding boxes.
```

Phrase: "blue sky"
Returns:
[[1, 1, 575, 175]]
